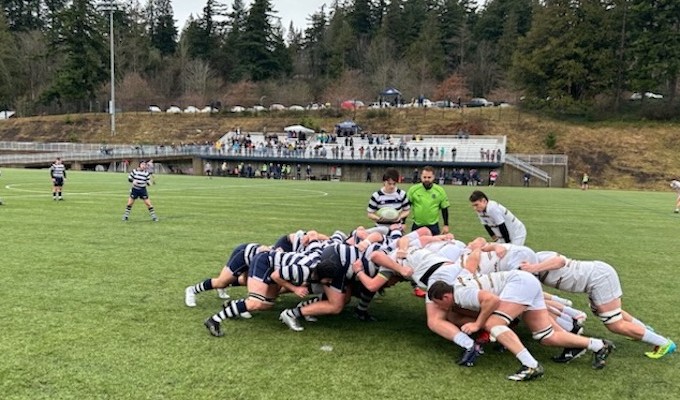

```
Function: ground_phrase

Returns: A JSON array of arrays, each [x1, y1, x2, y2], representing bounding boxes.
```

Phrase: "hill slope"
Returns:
[[1, 108, 677, 190]]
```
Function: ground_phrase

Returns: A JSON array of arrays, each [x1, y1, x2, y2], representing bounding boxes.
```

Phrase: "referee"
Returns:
[[407, 165, 450, 235]]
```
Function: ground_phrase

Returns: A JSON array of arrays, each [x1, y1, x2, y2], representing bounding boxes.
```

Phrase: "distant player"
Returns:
[[469, 190, 526, 245], [49, 157, 66, 201], [122, 161, 158, 221], [670, 180, 680, 213]]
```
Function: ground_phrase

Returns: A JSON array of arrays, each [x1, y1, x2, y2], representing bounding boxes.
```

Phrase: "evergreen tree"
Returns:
[[0, 11, 21, 107], [325, 6, 356, 78], [437, 0, 468, 71], [42, 0, 108, 107], [240, 0, 290, 80], [405, 11, 446, 81], [628, 0, 680, 100], [146, 0, 177, 56], [218, 0, 247, 82], [510, 0, 620, 101]]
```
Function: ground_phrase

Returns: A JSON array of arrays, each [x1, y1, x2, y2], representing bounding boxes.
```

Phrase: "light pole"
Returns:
[[99, 1, 117, 136]]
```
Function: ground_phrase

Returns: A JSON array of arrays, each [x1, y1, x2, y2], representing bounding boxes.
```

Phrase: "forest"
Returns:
[[0, 0, 678, 119]]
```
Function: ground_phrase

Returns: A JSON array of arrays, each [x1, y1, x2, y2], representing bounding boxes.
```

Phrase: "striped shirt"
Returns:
[[50, 163, 66, 179], [271, 251, 321, 286], [242, 243, 262, 267], [128, 168, 152, 189], [367, 188, 410, 215]]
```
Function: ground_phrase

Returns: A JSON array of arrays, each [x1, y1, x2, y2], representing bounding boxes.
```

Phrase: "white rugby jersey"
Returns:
[[671, 180, 680, 193], [425, 240, 467, 261], [534, 251, 607, 293], [476, 200, 526, 244], [453, 271, 513, 311], [402, 248, 462, 285], [475, 244, 538, 274]]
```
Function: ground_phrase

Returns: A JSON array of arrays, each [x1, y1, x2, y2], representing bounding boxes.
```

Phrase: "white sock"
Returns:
[[642, 329, 669, 347], [556, 315, 575, 332], [516, 349, 539, 368], [549, 294, 572, 306], [587, 338, 604, 352], [453, 332, 475, 350], [561, 306, 586, 320]]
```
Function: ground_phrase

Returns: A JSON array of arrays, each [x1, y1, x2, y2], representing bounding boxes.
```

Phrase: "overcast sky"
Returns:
[[171, 0, 329, 31]]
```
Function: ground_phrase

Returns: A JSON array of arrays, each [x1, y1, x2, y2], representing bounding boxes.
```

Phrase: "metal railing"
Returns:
[[504, 154, 552, 186], [511, 153, 568, 165]]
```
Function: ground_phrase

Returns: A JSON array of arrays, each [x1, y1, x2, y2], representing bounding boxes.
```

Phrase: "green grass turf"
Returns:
[[0, 168, 678, 399]]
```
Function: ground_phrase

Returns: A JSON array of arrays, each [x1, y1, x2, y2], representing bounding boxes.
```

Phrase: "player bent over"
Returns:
[[204, 249, 321, 337], [520, 251, 676, 360], [428, 270, 615, 381], [185, 243, 269, 307]]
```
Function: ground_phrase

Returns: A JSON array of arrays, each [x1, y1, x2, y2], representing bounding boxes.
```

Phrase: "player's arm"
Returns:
[[461, 290, 500, 335], [370, 251, 413, 278], [483, 224, 496, 240], [441, 207, 449, 233], [271, 269, 308, 298], [480, 243, 507, 258], [367, 210, 381, 223], [496, 223, 512, 243], [351, 260, 389, 292], [356, 231, 385, 251], [520, 254, 567, 274], [462, 249, 481, 274]]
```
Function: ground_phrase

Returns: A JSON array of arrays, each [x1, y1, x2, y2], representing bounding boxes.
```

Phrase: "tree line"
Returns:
[[0, 0, 678, 118]]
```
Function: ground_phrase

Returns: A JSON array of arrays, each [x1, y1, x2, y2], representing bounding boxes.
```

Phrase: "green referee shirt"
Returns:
[[407, 183, 450, 226]]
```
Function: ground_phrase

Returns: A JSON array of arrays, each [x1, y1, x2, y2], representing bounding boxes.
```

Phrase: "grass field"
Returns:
[[1, 168, 678, 400]]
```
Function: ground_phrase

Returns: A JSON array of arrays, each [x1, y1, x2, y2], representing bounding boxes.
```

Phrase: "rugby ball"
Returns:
[[377, 207, 399, 221]]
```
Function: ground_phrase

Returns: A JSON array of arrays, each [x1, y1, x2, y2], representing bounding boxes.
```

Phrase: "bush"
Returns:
[[545, 131, 557, 150]]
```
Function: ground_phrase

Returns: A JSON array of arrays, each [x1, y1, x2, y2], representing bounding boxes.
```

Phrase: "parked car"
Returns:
[[340, 100, 365, 110], [307, 103, 325, 110], [269, 103, 286, 111], [251, 105, 266, 112], [200, 106, 219, 113], [630, 92, 663, 100], [230, 105, 245, 113], [288, 105, 305, 111], [183, 106, 199, 113], [369, 102, 392, 109], [465, 98, 494, 107], [166, 106, 182, 114], [148, 105, 162, 113], [433, 100, 460, 109]]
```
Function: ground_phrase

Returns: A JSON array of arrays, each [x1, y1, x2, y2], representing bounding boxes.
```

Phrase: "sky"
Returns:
[[171, 0, 329, 31]]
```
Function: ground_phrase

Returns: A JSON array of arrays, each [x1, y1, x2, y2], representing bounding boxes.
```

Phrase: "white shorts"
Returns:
[[499, 271, 545, 311], [587, 261, 623, 306]]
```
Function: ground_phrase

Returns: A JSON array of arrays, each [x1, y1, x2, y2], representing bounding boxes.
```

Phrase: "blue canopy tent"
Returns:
[[335, 120, 361, 136], [379, 87, 402, 107]]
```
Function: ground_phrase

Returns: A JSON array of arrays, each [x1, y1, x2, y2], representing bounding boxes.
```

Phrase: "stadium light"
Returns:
[[99, 1, 117, 136]]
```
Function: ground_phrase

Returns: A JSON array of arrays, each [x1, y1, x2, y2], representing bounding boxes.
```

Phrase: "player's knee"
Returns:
[[326, 300, 344, 314], [246, 293, 275, 310], [532, 325, 555, 343], [597, 308, 623, 325], [489, 325, 511, 341]]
